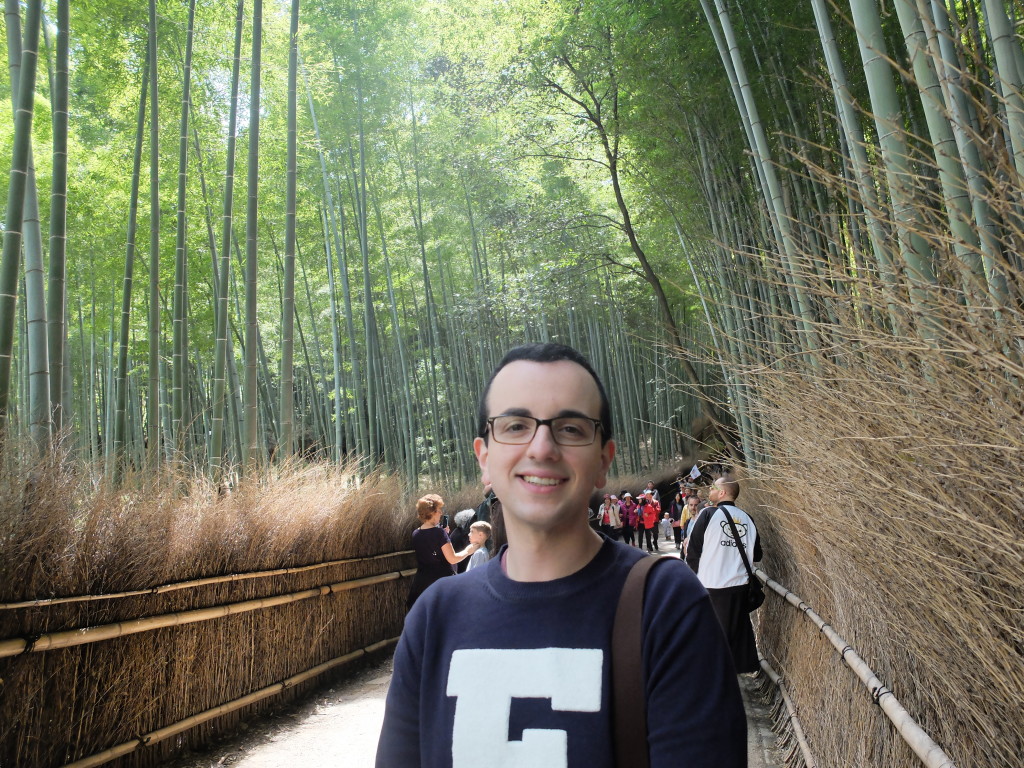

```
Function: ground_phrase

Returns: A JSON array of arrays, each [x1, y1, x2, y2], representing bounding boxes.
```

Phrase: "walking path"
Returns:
[[171, 542, 785, 768]]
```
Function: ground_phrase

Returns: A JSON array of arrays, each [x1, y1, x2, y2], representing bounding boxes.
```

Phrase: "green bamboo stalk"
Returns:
[[242, 0, 263, 470], [922, 0, 1011, 307], [47, 0, 69, 436], [171, 0, 197, 456], [279, 0, 300, 460], [810, 0, 906, 334], [0, 0, 42, 438], [296, 238, 332, 452], [302, 55, 358, 459], [407, 102, 448, 480], [703, 0, 820, 363], [370, 183, 416, 480], [210, 0, 244, 478], [321, 208, 346, 461], [147, 0, 161, 468], [76, 294, 90, 461], [982, 0, 1024, 180], [349, 31, 380, 464], [892, 0, 983, 297], [848, 0, 940, 340], [329, 169, 365, 461], [113, 60, 148, 484], [5, 0, 50, 450]]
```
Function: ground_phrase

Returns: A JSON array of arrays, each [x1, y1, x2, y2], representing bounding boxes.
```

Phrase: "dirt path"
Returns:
[[171, 652, 783, 767], [169, 658, 394, 768]]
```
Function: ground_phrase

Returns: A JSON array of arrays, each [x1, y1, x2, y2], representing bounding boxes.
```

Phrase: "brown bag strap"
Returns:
[[612, 555, 671, 768]]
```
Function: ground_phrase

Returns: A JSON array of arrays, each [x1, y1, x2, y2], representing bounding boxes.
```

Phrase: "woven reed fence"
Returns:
[[0, 461, 418, 768], [754, 569, 955, 768], [744, 469, 1023, 768]]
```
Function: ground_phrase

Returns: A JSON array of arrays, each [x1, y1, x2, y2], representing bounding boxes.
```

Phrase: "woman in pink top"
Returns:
[[618, 492, 639, 548]]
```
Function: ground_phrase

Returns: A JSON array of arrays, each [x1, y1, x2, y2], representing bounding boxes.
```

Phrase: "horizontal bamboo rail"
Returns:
[[755, 568, 957, 768], [0, 568, 417, 658], [758, 655, 817, 768], [60, 636, 400, 768], [0, 550, 414, 610]]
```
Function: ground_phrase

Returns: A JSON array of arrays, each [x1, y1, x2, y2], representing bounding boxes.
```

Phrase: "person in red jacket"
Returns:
[[641, 490, 661, 552]]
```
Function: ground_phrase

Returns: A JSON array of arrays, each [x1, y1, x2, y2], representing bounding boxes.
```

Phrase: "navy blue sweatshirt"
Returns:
[[376, 536, 746, 767]]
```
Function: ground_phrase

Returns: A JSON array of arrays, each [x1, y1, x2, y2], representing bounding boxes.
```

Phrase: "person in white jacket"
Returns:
[[684, 477, 762, 673]]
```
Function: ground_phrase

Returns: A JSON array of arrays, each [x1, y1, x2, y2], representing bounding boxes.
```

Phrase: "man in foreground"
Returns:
[[685, 477, 762, 674], [376, 343, 746, 767]]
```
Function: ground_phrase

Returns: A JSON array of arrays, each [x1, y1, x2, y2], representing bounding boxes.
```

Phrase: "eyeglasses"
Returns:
[[486, 415, 602, 446]]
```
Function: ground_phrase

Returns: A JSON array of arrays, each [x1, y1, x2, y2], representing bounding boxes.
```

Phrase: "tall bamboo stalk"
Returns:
[[703, 0, 820, 362], [279, 0, 300, 460], [0, 0, 42, 439], [921, 0, 1011, 307], [242, 0, 263, 470], [848, 0, 939, 339], [171, 0, 197, 457], [983, 0, 1024, 180], [4, 0, 49, 450], [113, 58, 149, 483], [809, 0, 905, 333], [147, 0, 161, 468], [210, 0, 245, 478], [321, 208, 345, 460], [47, 0, 69, 436], [892, 0, 982, 297]]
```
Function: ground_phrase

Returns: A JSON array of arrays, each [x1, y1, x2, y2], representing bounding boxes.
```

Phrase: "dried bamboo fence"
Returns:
[[754, 568, 956, 768], [0, 463, 420, 768]]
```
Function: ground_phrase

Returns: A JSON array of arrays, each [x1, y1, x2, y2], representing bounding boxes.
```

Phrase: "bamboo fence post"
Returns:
[[0, 570, 410, 658], [757, 656, 818, 768], [0, 550, 413, 609]]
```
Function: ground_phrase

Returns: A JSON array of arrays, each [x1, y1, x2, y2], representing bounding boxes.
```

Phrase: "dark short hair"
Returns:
[[717, 478, 740, 501], [476, 343, 613, 445]]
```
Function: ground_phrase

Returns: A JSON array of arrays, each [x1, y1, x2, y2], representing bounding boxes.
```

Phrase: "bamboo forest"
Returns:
[[1, 1, 1021, 768]]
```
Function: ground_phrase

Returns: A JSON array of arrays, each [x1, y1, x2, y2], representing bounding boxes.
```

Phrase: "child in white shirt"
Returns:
[[660, 512, 673, 541]]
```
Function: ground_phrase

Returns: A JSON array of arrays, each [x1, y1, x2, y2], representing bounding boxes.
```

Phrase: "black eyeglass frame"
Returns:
[[485, 415, 604, 446]]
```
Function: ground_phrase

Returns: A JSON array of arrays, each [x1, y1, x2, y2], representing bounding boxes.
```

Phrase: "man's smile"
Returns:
[[519, 474, 567, 487]]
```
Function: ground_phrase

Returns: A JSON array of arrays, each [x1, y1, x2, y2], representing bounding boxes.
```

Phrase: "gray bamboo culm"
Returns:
[[0, 567, 416, 658], [0, 550, 414, 610], [757, 655, 817, 768], [755, 568, 957, 768], [59, 636, 399, 768]]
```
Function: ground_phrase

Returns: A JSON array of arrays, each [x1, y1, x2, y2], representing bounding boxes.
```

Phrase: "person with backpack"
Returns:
[[684, 477, 763, 674]]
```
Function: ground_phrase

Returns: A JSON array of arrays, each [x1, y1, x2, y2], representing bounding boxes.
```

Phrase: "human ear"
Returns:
[[594, 439, 616, 489], [473, 436, 490, 486]]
